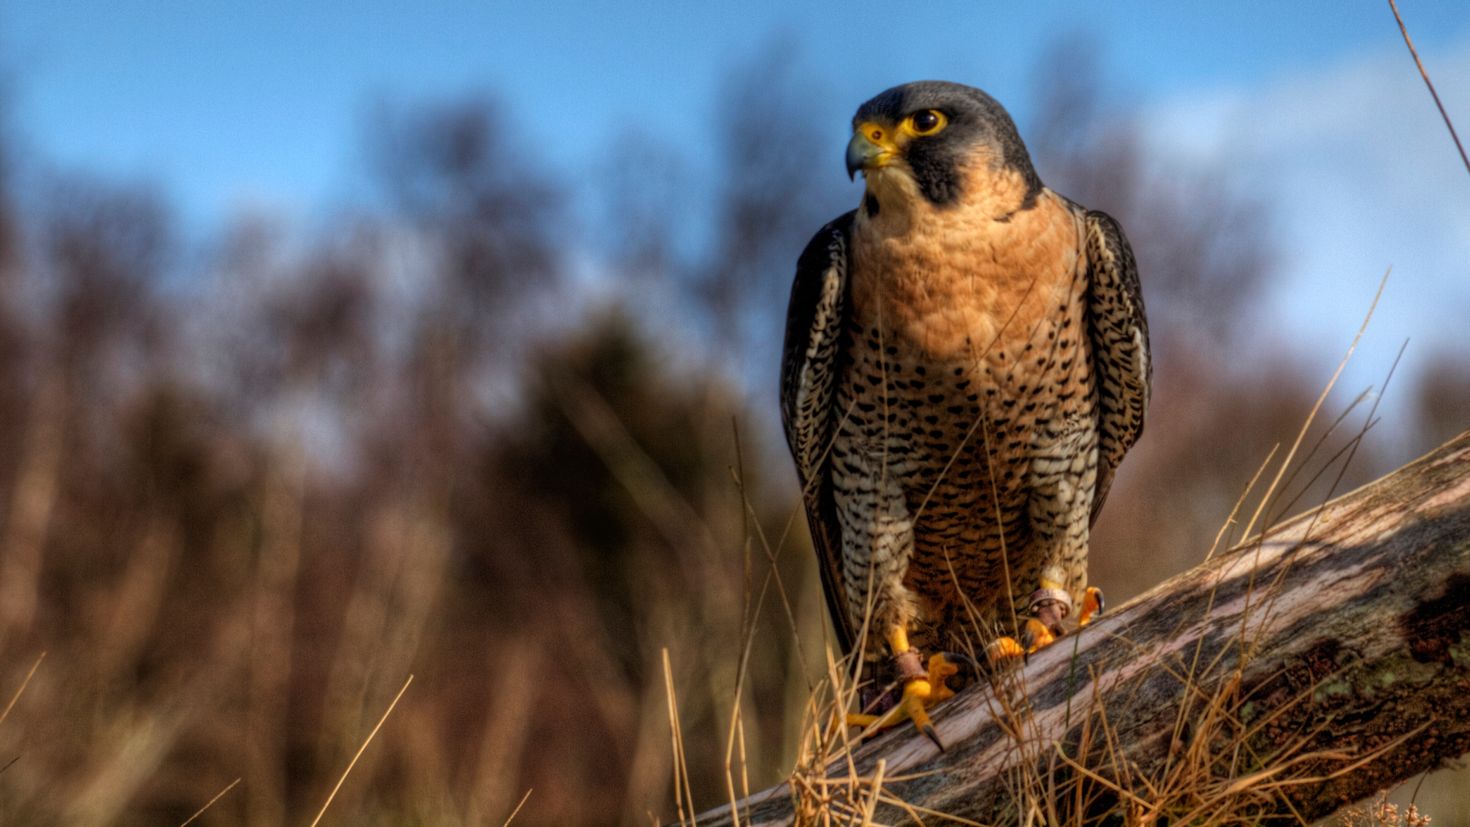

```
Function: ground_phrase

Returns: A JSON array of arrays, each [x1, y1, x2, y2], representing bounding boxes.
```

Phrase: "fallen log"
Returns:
[[700, 429, 1470, 825]]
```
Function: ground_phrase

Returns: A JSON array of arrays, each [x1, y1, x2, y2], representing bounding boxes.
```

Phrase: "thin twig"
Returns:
[[1389, 0, 1470, 176], [307, 674, 414, 827], [179, 777, 241, 826], [500, 788, 533, 827], [0, 651, 45, 728]]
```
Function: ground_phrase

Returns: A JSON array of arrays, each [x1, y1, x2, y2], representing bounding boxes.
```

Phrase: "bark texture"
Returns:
[[701, 429, 1470, 825]]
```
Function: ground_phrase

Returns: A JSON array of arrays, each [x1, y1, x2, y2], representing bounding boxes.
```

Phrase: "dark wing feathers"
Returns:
[[1084, 209, 1151, 524], [780, 210, 856, 653]]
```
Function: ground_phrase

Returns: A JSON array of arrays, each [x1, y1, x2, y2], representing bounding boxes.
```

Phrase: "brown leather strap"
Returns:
[[892, 649, 926, 683]]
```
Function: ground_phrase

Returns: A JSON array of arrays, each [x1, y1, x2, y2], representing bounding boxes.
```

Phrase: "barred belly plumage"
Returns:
[[829, 266, 1099, 658]]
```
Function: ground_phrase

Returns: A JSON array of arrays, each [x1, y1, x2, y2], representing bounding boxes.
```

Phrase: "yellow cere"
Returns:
[[854, 120, 899, 152]]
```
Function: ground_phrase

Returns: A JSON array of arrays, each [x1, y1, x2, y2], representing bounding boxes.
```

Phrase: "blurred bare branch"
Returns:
[[371, 95, 562, 328], [688, 39, 845, 378], [596, 129, 688, 287]]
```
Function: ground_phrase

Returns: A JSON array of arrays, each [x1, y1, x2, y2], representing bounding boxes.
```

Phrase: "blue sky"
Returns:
[[5, 2, 1470, 443], [7, 2, 1467, 225]]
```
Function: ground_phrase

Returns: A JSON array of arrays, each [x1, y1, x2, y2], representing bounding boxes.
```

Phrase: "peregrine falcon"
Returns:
[[779, 81, 1150, 743]]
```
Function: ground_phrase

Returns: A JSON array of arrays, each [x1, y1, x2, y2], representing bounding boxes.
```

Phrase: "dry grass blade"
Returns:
[[501, 788, 533, 827], [179, 777, 241, 827], [0, 651, 45, 728], [1204, 445, 1278, 562], [874, 795, 986, 826], [307, 674, 414, 827], [720, 425, 807, 824], [1389, 0, 1470, 176], [859, 759, 886, 826], [662, 649, 696, 827], [1240, 270, 1387, 542]]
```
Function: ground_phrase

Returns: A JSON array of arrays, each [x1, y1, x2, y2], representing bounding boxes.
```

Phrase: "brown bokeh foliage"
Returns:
[[0, 41, 1462, 827], [0, 67, 832, 825]]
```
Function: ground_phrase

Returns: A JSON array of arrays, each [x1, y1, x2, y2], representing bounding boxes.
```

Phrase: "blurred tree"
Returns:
[[595, 129, 688, 291], [40, 176, 170, 402], [1413, 352, 1470, 452], [0, 176, 173, 645], [0, 92, 26, 540], [0, 86, 16, 282], [684, 39, 847, 382], [370, 95, 561, 347], [452, 310, 807, 824]]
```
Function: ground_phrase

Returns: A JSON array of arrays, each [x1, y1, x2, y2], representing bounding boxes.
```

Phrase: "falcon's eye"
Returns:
[[908, 109, 947, 136]]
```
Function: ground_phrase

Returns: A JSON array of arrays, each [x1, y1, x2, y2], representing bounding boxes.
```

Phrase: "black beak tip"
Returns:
[[845, 135, 867, 182]]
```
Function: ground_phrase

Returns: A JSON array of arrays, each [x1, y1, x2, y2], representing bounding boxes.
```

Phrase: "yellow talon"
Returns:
[[849, 677, 942, 744], [1078, 586, 1105, 627], [846, 626, 958, 749], [900, 679, 937, 738], [990, 616, 1060, 661], [987, 636, 1027, 662], [927, 653, 958, 703], [1021, 617, 1055, 653], [988, 587, 1102, 665]]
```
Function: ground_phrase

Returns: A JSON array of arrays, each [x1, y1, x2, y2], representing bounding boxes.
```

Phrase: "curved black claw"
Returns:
[[1079, 586, 1105, 627], [920, 722, 945, 753]]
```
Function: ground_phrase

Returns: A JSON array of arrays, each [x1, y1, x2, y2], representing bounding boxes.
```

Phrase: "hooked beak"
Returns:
[[846, 123, 897, 180]]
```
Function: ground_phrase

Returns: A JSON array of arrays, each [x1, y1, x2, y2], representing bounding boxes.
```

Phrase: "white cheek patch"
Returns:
[[866, 166, 922, 206]]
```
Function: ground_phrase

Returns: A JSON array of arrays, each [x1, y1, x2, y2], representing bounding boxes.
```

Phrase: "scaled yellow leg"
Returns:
[[844, 624, 950, 750]]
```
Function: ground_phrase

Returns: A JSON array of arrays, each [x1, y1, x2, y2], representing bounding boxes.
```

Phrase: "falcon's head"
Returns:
[[846, 81, 1042, 215]]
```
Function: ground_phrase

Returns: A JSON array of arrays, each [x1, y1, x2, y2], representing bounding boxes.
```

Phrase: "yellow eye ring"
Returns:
[[905, 109, 947, 137]]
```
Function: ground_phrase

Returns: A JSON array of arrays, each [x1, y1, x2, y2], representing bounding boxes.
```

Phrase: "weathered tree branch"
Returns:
[[702, 429, 1470, 825]]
